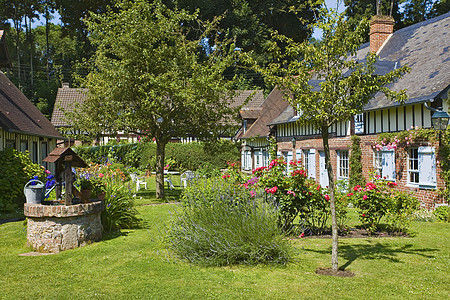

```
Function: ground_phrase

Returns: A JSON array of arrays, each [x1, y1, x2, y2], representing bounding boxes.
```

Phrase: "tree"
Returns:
[[173, 0, 319, 90], [249, 5, 409, 272], [69, 0, 238, 199]]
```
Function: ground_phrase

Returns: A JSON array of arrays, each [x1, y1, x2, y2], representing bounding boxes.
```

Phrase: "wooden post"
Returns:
[[55, 161, 63, 200], [64, 155, 73, 206]]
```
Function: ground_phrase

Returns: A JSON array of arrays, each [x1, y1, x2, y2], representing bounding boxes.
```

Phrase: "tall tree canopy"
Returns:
[[248, 5, 409, 273], [173, 0, 320, 90], [69, 0, 239, 199]]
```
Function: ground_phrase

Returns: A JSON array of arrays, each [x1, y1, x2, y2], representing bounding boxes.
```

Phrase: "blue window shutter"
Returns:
[[381, 149, 395, 181], [309, 149, 316, 178], [241, 151, 245, 171], [277, 151, 281, 158], [418, 147, 436, 187]]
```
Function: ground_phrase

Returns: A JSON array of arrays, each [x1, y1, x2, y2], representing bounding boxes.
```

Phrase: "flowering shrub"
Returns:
[[350, 174, 419, 233], [253, 158, 335, 234], [373, 126, 437, 150]]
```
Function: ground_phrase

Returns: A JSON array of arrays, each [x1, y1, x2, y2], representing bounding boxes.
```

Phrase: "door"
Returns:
[[319, 151, 329, 188]]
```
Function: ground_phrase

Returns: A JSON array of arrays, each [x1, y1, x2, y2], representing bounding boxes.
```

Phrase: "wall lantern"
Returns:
[[431, 107, 450, 131], [291, 137, 296, 149]]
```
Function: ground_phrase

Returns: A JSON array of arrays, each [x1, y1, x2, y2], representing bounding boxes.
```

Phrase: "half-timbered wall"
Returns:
[[277, 120, 350, 138], [363, 103, 432, 134], [0, 128, 57, 173]]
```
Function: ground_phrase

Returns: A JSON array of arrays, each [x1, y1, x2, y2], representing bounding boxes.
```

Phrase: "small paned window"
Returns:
[[337, 150, 349, 179], [408, 148, 419, 184]]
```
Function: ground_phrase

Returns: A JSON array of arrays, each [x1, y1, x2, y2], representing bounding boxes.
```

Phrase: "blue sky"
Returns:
[[313, 0, 346, 39]]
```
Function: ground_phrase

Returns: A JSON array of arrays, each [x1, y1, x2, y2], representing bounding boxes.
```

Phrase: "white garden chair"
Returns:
[[180, 171, 196, 188], [130, 173, 147, 192]]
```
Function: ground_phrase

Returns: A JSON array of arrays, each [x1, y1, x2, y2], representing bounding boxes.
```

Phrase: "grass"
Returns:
[[0, 183, 449, 299]]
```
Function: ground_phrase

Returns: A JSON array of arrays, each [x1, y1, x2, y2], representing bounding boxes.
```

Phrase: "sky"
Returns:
[[313, 0, 346, 39]]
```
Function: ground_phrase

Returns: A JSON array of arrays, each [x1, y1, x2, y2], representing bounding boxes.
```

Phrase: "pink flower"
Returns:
[[347, 193, 353, 197], [266, 186, 278, 194], [250, 190, 256, 197], [299, 232, 305, 238], [324, 195, 330, 201], [45, 170, 51, 174], [363, 195, 368, 200], [99, 173, 104, 178], [164, 164, 169, 170], [287, 190, 296, 197], [362, 214, 366, 217]]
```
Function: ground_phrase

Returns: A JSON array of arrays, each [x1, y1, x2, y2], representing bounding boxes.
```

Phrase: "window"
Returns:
[[32, 142, 38, 163], [41, 141, 48, 168], [303, 149, 309, 173], [408, 147, 436, 188], [20, 140, 28, 153], [337, 150, 349, 179], [300, 149, 316, 178], [354, 113, 364, 134], [243, 120, 248, 133], [373, 148, 396, 181], [5, 139, 15, 149], [254, 150, 262, 168], [408, 148, 419, 184]]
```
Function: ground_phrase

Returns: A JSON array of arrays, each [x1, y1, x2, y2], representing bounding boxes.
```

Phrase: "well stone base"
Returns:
[[24, 201, 104, 253]]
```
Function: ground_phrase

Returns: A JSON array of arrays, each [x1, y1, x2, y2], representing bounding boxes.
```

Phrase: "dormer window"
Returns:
[[354, 113, 364, 134]]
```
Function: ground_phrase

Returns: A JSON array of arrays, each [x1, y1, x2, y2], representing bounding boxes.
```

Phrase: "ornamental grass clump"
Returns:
[[165, 178, 292, 266]]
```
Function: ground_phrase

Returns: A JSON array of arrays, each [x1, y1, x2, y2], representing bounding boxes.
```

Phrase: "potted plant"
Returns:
[[77, 174, 93, 203], [92, 173, 107, 201]]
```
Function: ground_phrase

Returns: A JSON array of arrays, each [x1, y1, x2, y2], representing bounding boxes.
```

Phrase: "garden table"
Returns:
[[151, 171, 180, 189]]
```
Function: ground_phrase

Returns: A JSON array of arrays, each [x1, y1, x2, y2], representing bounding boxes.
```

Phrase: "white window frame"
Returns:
[[373, 148, 396, 181], [408, 148, 419, 185], [354, 113, 364, 134], [337, 150, 349, 180], [407, 147, 437, 188]]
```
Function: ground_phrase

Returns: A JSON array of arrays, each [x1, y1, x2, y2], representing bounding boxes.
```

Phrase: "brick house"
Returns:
[[238, 13, 450, 209], [52, 86, 264, 145], [0, 32, 62, 172]]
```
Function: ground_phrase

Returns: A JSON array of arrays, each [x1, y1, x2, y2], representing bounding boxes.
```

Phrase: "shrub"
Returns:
[[253, 158, 346, 234], [166, 178, 292, 266], [0, 148, 45, 212], [349, 135, 365, 189], [350, 174, 419, 234], [75, 140, 240, 173], [433, 205, 449, 222], [385, 191, 420, 233]]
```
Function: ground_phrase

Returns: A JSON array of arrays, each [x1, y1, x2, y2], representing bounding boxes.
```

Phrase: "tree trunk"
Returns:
[[322, 125, 339, 272], [155, 140, 166, 199]]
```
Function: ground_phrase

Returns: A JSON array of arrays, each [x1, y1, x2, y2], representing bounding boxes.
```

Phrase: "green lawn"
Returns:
[[0, 186, 449, 299]]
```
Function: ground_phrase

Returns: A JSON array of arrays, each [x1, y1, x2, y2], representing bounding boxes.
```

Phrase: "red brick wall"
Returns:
[[277, 134, 447, 210]]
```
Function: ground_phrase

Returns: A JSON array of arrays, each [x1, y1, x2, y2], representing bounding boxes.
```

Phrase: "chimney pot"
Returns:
[[62, 82, 70, 88]]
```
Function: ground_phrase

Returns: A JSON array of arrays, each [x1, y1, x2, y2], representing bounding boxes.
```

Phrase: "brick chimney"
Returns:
[[370, 15, 394, 54]]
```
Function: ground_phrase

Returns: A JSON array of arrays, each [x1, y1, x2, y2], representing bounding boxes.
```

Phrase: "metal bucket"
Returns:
[[24, 180, 45, 204]]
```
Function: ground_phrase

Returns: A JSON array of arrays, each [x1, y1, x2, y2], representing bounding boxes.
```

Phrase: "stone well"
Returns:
[[24, 201, 104, 253]]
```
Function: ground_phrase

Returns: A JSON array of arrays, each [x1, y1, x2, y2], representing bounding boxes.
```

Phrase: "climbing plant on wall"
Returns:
[[349, 135, 365, 189]]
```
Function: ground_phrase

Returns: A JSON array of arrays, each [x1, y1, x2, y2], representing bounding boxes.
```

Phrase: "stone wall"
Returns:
[[24, 201, 104, 253]]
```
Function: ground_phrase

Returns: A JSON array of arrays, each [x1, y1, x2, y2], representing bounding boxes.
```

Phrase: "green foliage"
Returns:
[[101, 183, 142, 232], [253, 158, 347, 234], [433, 205, 449, 222], [0, 148, 45, 212], [166, 178, 292, 266], [349, 135, 365, 189], [385, 191, 420, 233], [75, 141, 240, 173], [350, 175, 419, 234]]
